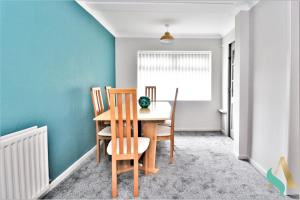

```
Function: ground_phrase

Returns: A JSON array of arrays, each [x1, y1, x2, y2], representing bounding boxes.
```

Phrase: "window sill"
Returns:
[[218, 109, 227, 114]]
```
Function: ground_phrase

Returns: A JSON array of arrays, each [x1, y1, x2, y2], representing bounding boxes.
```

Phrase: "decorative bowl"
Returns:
[[138, 96, 151, 108]]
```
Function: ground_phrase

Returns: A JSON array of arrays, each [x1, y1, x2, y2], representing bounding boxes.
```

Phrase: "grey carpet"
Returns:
[[43, 132, 292, 199]]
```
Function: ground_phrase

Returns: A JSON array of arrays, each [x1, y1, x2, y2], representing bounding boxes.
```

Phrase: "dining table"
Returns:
[[93, 101, 171, 174]]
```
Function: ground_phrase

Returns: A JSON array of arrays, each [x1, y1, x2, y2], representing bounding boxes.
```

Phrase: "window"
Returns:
[[137, 51, 212, 101]]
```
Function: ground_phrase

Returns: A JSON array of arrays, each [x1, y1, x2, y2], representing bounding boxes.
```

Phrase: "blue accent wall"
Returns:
[[0, 1, 115, 180]]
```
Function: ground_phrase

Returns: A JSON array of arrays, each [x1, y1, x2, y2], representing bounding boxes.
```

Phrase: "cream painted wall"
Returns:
[[115, 38, 222, 131]]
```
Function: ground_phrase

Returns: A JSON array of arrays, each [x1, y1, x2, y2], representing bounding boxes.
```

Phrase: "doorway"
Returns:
[[228, 42, 235, 139]]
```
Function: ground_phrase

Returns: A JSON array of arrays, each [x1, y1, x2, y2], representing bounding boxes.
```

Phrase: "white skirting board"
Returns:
[[41, 146, 96, 197], [175, 128, 221, 132], [249, 158, 299, 196], [249, 158, 267, 176], [238, 155, 249, 160]]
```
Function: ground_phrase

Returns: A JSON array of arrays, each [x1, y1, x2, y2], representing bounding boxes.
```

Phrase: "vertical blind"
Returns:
[[137, 51, 212, 101]]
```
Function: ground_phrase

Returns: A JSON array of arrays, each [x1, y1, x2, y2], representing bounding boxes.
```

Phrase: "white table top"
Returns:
[[93, 102, 171, 121]]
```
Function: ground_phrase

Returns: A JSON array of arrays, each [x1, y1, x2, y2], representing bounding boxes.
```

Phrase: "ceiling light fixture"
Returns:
[[160, 24, 174, 44]]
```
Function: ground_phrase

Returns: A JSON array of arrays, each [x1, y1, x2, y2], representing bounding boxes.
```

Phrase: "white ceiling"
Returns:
[[77, 0, 258, 38]]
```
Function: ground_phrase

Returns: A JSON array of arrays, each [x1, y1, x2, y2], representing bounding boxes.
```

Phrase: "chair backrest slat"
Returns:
[[109, 93, 117, 157], [145, 86, 156, 101], [117, 94, 124, 154], [109, 88, 138, 157], [171, 88, 179, 134], [105, 86, 112, 109], [91, 87, 105, 117], [132, 91, 138, 154], [125, 94, 132, 154]]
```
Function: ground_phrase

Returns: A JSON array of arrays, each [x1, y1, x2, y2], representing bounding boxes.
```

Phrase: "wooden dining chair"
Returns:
[[90, 87, 111, 163], [156, 88, 178, 162], [145, 86, 156, 101], [104, 86, 112, 109], [106, 88, 150, 198]]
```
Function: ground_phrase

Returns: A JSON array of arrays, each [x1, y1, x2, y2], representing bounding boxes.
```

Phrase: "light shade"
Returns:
[[160, 31, 174, 44]]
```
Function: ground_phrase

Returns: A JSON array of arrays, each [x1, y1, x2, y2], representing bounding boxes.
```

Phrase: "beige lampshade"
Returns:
[[160, 31, 174, 44]]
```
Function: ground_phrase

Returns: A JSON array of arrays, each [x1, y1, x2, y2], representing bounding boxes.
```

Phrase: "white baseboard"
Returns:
[[175, 128, 221, 132], [249, 158, 300, 196], [45, 146, 96, 194], [249, 158, 267, 176], [238, 155, 249, 160]]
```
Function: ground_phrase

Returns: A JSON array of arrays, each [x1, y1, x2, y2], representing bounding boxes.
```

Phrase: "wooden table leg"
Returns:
[[142, 121, 159, 174]]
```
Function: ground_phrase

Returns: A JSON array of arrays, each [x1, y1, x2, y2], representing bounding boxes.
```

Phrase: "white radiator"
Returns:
[[0, 126, 49, 199]]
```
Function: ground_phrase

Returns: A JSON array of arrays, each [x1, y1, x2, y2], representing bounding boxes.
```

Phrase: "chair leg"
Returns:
[[96, 138, 101, 163], [169, 137, 174, 163], [112, 157, 118, 198], [133, 157, 139, 197]]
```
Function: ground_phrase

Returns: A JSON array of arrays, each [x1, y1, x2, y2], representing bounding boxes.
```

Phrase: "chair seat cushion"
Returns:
[[159, 119, 171, 127], [107, 137, 150, 155], [157, 125, 171, 136], [97, 126, 111, 136]]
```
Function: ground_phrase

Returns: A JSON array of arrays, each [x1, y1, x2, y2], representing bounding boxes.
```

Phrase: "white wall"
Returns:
[[221, 29, 235, 135], [247, 0, 300, 194], [235, 11, 251, 159], [287, 0, 300, 194], [116, 38, 222, 131], [250, 0, 290, 170]]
